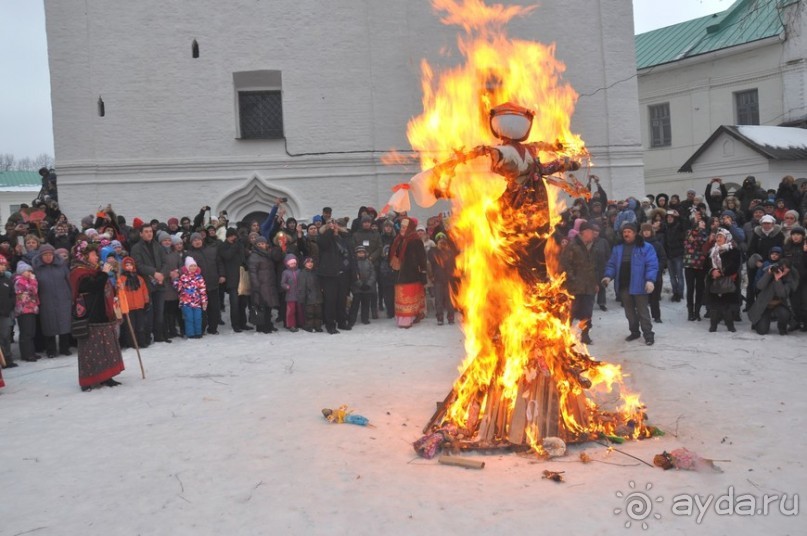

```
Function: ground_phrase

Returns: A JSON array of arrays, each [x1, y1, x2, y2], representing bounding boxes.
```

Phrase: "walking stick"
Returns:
[[0, 345, 6, 368], [117, 288, 145, 380], [124, 313, 146, 380]]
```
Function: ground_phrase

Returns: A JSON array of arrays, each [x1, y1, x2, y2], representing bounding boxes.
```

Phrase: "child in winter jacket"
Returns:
[[172, 257, 208, 338], [14, 261, 40, 362], [348, 246, 376, 326], [280, 254, 303, 331], [118, 256, 151, 348], [297, 257, 323, 332]]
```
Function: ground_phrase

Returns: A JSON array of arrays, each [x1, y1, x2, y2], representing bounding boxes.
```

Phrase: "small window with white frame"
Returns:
[[234, 70, 284, 140]]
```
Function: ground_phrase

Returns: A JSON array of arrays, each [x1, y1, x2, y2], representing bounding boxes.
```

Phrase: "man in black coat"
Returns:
[[131, 225, 167, 345], [187, 232, 225, 335], [317, 219, 354, 334], [218, 228, 250, 332]]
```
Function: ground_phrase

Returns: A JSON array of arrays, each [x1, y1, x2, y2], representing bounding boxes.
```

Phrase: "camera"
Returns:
[[279, 197, 288, 203]]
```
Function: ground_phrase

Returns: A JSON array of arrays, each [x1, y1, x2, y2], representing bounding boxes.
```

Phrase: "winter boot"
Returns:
[[687, 305, 696, 322], [436, 313, 444, 326]]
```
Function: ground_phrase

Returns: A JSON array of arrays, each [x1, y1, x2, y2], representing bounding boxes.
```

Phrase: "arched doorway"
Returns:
[[215, 174, 301, 225]]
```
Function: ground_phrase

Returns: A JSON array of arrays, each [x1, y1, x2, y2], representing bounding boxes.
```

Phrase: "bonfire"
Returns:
[[384, 0, 657, 458]]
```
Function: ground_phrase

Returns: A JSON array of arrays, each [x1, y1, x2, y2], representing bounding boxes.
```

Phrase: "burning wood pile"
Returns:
[[384, 0, 657, 458]]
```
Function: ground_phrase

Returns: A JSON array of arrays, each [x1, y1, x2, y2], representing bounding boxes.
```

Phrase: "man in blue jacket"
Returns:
[[602, 223, 659, 346]]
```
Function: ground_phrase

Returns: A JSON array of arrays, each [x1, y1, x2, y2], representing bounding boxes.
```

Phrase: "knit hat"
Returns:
[[416, 224, 426, 232], [760, 215, 776, 224], [355, 245, 367, 255], [171, 234, 183, 246], [39, 243, 55, 254], [434, 232, 448, 242], [226, 228, 238, 237], [110, 240, 122, 249], [285, 254, 298, 267], [790, 225, 806, 236], [157, 230, 171, 243], [621, 222, 638, 233], [55, 248, 69, 258], [167, 217, 179, 226], [184, 256, 197, 268], [190, 232, 203, 242], [721, 210, 737, 220], [312, 215, 323, 224], [81, 215, 94, 228], [686, 189, 696, 195], [640, 222, 654, 234], [16, 261, 33, 274], [133, 217, 144, 230], [122, 256, 136, 269], [770, 246, 783, 256], [254, 235, 268, 245], [716, 228, 733, 241]]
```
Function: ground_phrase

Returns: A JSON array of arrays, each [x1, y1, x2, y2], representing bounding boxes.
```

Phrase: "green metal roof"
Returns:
[[0, 171, 42, 188], [635, 0, 787, 70]]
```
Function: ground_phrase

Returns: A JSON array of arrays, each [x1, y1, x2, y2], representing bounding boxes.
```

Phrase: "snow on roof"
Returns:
[[736, 125, 807, 149]]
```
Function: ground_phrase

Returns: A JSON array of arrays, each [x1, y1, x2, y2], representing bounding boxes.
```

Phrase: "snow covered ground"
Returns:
[[1, 297, 804, 535]]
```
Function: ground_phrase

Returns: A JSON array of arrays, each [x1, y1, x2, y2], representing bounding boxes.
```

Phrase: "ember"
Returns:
[[389, 0, 656, 457]]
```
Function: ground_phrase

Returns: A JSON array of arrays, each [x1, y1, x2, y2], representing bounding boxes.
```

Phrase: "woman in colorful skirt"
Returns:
[[69, 241, 125, 391], [390, 217, 428, 328]]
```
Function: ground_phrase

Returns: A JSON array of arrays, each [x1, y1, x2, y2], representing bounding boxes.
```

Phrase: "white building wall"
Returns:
[[45, 0, 644, 223], [639, 42, 786, 193]]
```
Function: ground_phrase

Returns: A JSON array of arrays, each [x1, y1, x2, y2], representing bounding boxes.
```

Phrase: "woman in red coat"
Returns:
[[390, 217, 428, 328]]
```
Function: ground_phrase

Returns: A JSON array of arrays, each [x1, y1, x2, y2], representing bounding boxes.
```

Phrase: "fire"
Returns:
[[408, 0, 652, 452]]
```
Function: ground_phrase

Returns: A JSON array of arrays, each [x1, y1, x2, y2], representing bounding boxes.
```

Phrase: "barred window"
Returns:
[[238, 90, 284, 139], [649, 103, 671, 148], [234, 70, 283, 140], [734, 89, 759, 125]]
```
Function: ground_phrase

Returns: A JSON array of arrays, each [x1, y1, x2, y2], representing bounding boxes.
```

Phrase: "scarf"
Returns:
[[709, 231, 733, 273], [391, 217, 419, 265]]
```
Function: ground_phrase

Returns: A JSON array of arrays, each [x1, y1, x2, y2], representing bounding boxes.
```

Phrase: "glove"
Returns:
[[601, 277, 611, 287], [645, 281, 654, 294]]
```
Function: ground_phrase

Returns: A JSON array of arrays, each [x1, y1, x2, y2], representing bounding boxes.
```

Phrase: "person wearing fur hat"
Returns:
[[602, 223, 659, 345], [348, 246, 376, 327], [280, 254, 303, 331], [172, 256, 208, 338], [69, 240, 125, 390], [14, 261, 40, 362], [297, 257, 323, 332], [33, 243, 73, 358], [118, 256, 151, 348]]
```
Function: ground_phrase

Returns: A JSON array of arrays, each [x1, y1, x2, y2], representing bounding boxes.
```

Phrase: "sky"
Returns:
[[0, 0, 731, 161]]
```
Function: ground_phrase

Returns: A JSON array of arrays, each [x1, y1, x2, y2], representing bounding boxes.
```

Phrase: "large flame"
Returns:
[[408, 0, 650, 450]]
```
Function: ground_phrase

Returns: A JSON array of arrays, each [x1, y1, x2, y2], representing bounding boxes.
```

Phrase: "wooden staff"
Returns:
[[117, 289, 145, 380]]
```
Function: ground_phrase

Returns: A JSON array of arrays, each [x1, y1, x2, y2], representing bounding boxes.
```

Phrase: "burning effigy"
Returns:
[[384, 0, 658, 458]]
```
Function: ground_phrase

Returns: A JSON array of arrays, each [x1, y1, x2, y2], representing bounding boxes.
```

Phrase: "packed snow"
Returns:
[[736, 125, 807, 150], [1, 295, 804, 535]]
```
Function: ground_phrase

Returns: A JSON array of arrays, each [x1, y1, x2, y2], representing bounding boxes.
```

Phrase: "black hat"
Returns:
[[226, 228, 238, 237], [578, 221, 594, 233]]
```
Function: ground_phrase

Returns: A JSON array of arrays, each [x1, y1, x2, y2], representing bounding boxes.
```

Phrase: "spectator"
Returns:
[[705, 229, 742, 333], [32, 244, 73, 357], [348, 246, 376, 327], [297, 257, 323, 333], [131, 225, 167, 344], [390, 217, 428, 329], [704, 178, 727, 216], [14, 262, 40, 362], [172, 257, 208, 339], [748, 256, 798, 335], [663, 209, 686, 302], [602, 223, 659, 346], [280, 254, 304, 332], [560, 221, 599, 344], [640, 223, 667, 323]]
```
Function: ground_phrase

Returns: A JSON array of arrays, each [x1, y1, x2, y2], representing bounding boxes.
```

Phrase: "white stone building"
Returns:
[[45, 0, 644, 224], [636, 0, 807, 195]]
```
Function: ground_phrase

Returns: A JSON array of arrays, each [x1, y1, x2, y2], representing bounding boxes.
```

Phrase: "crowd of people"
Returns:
[[559, 174, 807, 346], [1, 172, 805, 392]]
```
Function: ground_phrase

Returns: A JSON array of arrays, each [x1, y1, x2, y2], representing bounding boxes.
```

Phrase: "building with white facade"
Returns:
[[636, 0, 807, 195], [45, 0, 644, 224]]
